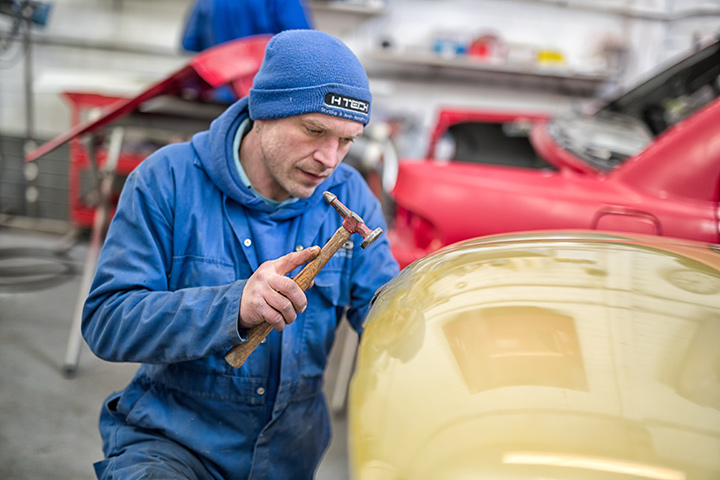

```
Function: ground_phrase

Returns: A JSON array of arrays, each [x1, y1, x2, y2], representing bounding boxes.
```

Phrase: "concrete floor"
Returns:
[[0, 226, 350, 479]]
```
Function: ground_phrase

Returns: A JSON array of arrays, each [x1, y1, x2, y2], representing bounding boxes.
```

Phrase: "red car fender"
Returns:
[[612, 98, 720, 203]]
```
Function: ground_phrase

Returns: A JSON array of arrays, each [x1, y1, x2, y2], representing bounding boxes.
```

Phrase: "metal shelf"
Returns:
[[363, 50, 613, 95], [308, 0, 386, 16]]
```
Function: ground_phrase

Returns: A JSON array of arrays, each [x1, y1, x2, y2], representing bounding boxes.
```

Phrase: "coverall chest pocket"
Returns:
[[301, 263, 351, 377], [168, 256, 236, 290], [312, 254, 351, 308]]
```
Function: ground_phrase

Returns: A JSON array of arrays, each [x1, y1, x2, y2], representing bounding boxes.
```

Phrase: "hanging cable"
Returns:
[[0, 0, 52, 68], [0, 245, 80, 292]]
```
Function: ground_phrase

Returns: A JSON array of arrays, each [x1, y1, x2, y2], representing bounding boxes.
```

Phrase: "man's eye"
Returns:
[[307, 128, 322, 135]]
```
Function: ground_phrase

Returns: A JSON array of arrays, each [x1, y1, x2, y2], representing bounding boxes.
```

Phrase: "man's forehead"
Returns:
[[298, 113, 364, 135]]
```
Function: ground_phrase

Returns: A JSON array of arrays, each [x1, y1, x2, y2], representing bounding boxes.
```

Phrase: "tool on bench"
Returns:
[[224, 191, 383, 368]]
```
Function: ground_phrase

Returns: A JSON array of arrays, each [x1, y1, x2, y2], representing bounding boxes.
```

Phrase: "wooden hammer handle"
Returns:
[[224, 226, 352, 368]]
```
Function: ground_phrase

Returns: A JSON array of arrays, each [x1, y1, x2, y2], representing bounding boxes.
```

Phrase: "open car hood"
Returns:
[[529, 36, 720, 174], [25, 35, 270, 162], [599, 36, 720, 124]]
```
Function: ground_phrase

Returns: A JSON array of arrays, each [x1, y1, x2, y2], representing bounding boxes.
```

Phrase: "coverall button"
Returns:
[[261, 337, 267, 344], [256, 387, 265, 395], [295, 245, 303, 251], [243, 238, 252, 247]]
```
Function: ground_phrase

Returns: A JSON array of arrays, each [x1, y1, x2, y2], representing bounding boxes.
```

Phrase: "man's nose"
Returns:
[[313, 138, 341, 168]]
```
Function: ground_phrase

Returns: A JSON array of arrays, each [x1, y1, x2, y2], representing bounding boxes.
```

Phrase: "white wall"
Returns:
[[1, 0, 719, 147], [0, 0, 194, 140], [317, 0, 720, 156]]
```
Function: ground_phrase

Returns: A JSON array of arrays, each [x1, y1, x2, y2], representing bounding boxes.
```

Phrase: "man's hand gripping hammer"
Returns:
[[224, 192, 383, 368]]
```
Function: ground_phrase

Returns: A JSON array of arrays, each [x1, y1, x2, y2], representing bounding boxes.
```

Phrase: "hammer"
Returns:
[[224, 191, 383, 368]]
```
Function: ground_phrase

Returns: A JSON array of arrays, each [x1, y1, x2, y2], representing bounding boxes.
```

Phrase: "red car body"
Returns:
[[387, 38, 720, 268]]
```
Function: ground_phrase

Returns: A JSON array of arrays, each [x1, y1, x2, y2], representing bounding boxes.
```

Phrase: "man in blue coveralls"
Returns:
[[82, 29, 399, 479]]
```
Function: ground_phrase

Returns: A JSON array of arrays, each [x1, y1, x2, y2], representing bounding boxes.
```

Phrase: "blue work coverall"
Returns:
[[82, 97, 399, 479]]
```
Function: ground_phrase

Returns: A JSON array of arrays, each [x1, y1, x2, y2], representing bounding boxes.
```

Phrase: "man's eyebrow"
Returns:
[[303, 119, 327, 130], [304, 119, 362, 138]]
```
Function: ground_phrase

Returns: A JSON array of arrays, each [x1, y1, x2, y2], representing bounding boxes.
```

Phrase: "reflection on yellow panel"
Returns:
[[443, 306, 588, 393], [349, 231, 720, 480]]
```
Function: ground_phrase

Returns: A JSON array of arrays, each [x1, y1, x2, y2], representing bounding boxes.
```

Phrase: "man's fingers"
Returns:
[[239, 283, 297, 331], [264, 288, 297, 329], [273, 246, 321, 276], [237, 246, 321, 330], [270, 275, 308, 313], [257, 306, 288, 332]]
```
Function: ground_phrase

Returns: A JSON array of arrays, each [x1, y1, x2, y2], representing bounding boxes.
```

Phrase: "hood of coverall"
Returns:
[[190, 97, 356, 220]]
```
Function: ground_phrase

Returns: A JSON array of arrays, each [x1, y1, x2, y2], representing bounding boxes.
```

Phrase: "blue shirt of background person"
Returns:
[[182, 0, 314, 52]]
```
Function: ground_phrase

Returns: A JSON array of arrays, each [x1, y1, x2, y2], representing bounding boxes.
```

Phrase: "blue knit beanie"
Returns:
[[249, 30, 371, 125]]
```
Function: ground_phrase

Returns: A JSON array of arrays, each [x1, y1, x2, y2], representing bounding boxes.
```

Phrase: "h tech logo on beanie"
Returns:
[[324, 93, 369, 114], [249, 30, 372, 125]]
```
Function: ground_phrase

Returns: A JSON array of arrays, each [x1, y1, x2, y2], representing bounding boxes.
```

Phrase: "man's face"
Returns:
[[256, 113, 364, 200]]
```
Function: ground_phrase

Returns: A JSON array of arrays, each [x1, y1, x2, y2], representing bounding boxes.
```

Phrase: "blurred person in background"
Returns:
[[181, 0, 314, 52]]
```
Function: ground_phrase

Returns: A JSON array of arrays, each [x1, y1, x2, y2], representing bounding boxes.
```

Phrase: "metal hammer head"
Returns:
[[323, 191, 383, 249]]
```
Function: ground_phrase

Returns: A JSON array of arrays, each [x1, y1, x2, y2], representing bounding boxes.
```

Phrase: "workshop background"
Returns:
[[1, 0, 720, 226], [0, 0, 719, 479]]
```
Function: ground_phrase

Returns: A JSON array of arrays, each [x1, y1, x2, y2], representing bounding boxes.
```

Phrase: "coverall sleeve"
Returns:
[[344, 182, 400, 335], [81, 157, 244, 364]]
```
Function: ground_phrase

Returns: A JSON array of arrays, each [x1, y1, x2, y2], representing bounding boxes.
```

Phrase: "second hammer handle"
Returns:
[[224, 226, 352, 368]]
